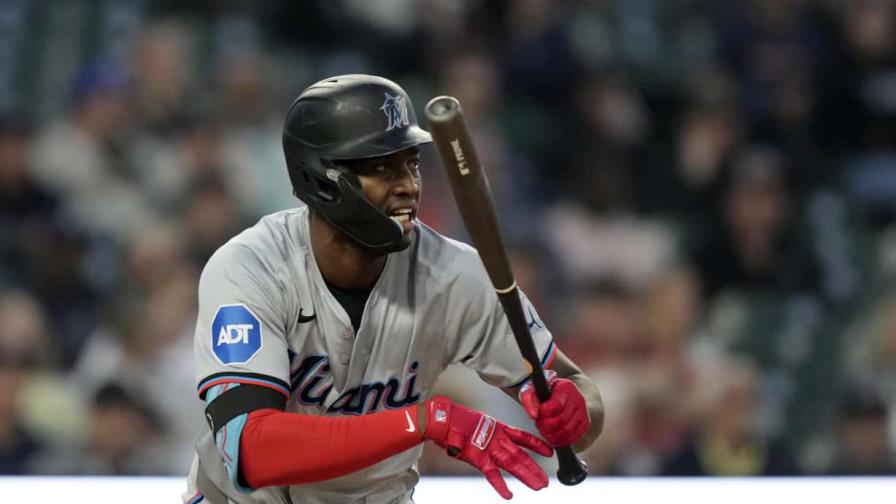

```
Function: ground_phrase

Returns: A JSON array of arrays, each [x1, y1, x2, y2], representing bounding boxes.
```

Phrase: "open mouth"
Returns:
[[388, 207, 416, 232]]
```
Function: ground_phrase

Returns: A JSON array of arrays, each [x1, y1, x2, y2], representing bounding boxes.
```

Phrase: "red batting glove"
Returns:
[[518, 370, 590, 448], [424, 396, 552, 500]]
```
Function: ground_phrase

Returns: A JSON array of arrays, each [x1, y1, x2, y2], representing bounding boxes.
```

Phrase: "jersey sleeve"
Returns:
[[445, 258, 556, 389], [194, 244, 291, 400]]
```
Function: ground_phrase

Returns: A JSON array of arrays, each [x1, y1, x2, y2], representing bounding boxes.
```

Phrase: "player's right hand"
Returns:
[[422, 396, 552, 500]]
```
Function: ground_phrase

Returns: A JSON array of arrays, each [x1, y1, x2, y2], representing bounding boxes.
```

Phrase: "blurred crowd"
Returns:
[[2, 0, 896, 478]]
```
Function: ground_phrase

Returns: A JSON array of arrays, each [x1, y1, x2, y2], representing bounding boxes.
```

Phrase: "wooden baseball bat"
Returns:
[[424, 95, 588, 486]]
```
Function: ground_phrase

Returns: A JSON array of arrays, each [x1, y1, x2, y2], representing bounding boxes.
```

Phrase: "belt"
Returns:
[[196, 461, 231, 504]]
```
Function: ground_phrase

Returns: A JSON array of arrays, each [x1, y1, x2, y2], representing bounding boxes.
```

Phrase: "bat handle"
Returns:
[[501, 293, 589, 485], [528, 376, 590, 485], [531, 373, 589, 485]]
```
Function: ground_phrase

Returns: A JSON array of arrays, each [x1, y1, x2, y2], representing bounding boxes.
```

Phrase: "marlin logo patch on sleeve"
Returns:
[[211, 304, 263, 364], [521, 292, 544, 330]]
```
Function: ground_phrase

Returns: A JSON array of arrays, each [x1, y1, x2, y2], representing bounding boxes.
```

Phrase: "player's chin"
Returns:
[[393, 228, 414, 251]]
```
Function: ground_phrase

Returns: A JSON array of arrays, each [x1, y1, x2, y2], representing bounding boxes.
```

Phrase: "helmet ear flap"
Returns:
[[315, 182, 338, 202], [285, 140, 344, 204], [308, 165, 340, 203]]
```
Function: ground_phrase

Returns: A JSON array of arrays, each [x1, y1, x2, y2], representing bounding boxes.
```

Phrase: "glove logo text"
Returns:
[[472, 416, 496, 450]]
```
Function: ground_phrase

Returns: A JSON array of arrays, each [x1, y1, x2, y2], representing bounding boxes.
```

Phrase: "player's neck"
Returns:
[[309, 212, 386, 291]]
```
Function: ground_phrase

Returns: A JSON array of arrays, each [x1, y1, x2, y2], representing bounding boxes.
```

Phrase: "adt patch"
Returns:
[[211, 304, 262, 364]]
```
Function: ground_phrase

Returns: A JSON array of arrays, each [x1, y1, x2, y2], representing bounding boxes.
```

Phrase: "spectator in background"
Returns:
[[134, 110, 232, 221], [0, 290, 80, 474], [31, 225, 104, 369], [561, 279, 641, 370], [0, 133, 119, 374], [499, 0, 580, 174], [434, 48, 543, 241], [183, 179, 246, 267], [641, 266, 702, 364], [592, 267, 702, 476], [690, 145, 819, 300], [35, 382, 166, 475], [543, 198, 676, 290], [830, 0, 896, 229], [72, 275, 199, 473], [671, 99, 742, 219], [0, 139, 105, 372], [826, 384, 896, 475], [217, 49, 297, 217], [714, 0, 834, 199], [819, 0, 896, 157], [123, 224, 193, 298], [542, 72, 674, 291], [33, 60, 157, 243], [717, 0, 826, 133], [663, 357, 798, 476], [634, 266, 702, 438], [502, 0, 578, 107], [132, 20, 195, 137], [0, 305, 47, 474], [0, 351, 44, 474], [849, 289, 896, 420], [0, 112, 60, 289], [567, 73, 652, 214]]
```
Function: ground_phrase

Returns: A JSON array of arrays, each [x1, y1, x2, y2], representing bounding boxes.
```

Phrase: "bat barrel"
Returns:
[[425, 96, 461, 121], [424, 95, 516, 292]]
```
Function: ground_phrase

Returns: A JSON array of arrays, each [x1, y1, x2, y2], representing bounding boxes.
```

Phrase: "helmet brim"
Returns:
[[328, 125, 432, 161]]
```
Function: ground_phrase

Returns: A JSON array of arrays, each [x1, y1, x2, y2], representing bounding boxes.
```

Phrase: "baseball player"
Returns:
[[184, 75, 603, 504]]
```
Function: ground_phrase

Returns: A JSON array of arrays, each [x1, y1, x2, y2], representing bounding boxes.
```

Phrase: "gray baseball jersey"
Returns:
[[185, 206, 555, 504]]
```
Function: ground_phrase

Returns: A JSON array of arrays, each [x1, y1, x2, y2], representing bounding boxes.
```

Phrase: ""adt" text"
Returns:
[[217, 324, 254, 345]]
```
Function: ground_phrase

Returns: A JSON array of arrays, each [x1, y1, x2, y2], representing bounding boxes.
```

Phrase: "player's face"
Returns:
[[351, 147, 422, 250]]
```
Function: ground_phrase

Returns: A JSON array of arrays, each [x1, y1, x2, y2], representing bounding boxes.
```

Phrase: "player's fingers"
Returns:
[[484, 468, 513, 500], [496, 437, 549, 491], [539, 397, 566, 417], [570, 417, 590, 439], [537, 414, 567, 434], [552, 418, 590, 447], [504, 425, 553, 457], [539, 397, 586, 425], [520, 389, 540, 419]]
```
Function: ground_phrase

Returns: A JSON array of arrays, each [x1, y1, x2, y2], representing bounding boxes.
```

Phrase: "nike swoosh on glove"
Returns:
[[424, 396, 552, 500], [519, 370, 590, 448]]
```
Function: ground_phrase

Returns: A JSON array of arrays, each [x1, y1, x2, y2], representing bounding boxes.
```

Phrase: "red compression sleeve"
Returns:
[[239, 406, 423, 488]]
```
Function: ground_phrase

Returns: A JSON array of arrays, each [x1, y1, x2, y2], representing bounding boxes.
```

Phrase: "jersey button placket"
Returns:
[[338, 354, 350, 365]]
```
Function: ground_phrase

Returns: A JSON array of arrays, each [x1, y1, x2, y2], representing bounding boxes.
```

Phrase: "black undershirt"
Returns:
[[324, 281, 372, 334]]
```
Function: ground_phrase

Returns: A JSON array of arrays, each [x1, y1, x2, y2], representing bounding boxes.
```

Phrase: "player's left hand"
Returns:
[[518, 370, 590, 448], [424, 396, 552, 500]]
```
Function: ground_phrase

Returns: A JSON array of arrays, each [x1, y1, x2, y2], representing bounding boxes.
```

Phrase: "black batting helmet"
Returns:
[[282, 74, 431, 254]]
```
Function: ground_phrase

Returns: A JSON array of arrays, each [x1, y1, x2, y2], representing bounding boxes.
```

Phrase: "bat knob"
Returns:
[[425, 96, 460, 121], [556, 447, 588, 486]]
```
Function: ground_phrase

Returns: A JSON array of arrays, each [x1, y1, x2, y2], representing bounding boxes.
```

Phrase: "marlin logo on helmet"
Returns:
[[381, 92, 410, 131]]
